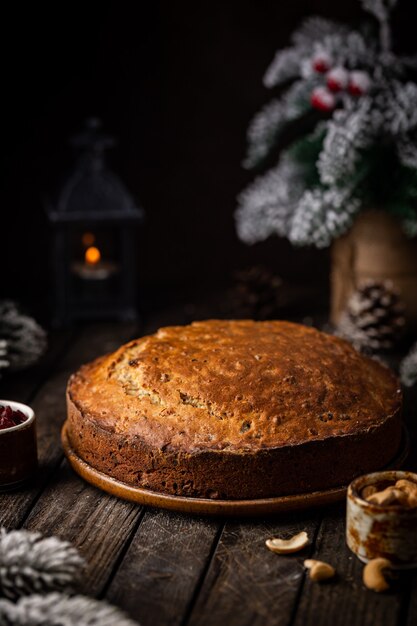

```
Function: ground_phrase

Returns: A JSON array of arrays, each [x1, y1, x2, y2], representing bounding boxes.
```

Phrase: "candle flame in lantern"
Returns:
[[85, 246, 101, 266]]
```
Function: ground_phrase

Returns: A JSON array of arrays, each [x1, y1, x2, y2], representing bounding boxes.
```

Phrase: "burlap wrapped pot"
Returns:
[[330, 210, 417, 330]]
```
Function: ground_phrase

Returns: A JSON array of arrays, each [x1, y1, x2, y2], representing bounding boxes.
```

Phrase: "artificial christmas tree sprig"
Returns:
[[0, 593, 138, 626], [400, 342, 417, 386], [236, 0, 417, 249], [0, 528, 84, 600], [0, 301, 47, 378], [0, 528, 140, 626]]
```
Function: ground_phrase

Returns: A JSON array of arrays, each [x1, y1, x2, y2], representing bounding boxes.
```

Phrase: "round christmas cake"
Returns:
[[66, 320, 402, 499]]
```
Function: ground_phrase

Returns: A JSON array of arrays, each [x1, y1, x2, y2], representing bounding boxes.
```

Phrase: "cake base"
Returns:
[[61, 421, 409, 517]]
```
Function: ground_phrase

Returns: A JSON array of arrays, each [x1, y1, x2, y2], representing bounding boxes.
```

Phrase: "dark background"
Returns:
[[1, 0, 415, 321]]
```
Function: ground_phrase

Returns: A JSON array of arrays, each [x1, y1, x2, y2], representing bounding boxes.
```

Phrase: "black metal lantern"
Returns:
[[46, 119, 144, 327]]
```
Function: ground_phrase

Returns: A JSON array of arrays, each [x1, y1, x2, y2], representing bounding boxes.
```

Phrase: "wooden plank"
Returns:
[[288, 383, 417, 626], [0, 322, 138, 528], [5, 313, 194, 603], [406, 576, 417, 626], [8, 309, 415, 626], [10, 321, 144, 599], [18, 311, 207, 611], [291, 505, 411, 626], [186, 514, 320, 626], [23, 459, 143, 597], [105, 508, 221, 626]]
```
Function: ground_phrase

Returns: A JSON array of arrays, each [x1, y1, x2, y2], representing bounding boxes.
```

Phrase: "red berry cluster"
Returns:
[[310, 52, 371, 112], [0, 405, 27, 430]]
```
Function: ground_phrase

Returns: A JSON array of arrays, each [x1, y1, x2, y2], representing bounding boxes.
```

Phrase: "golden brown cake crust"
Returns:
[[66, 320, 403, 499]]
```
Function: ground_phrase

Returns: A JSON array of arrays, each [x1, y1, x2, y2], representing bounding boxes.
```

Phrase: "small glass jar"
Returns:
[[346, 470, 417, 568], [0, 400, 38, 490]]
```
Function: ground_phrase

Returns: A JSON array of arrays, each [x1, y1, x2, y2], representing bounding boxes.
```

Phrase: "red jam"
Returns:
[[0, 405, 27, 430]]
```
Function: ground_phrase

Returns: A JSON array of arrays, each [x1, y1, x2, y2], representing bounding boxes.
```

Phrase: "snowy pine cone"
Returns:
[[0, 301, 47, 372], [336, 281, 405, 354], [0, 593, 138, 626], [0, 528, 84, 600]]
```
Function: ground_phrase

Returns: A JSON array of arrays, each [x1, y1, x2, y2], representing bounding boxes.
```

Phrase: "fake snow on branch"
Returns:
[[0, 593, 139, 626], [237, 0, 417, 249], [385, 81, 417, 135], [236, 155, 306, 244], [263, 48, 304, 89], [0, 340, 8, 377], [0, 528, 84, 601], [264, 17, 347, 88], [361, 0, 397, 22], [289, 187, 360, 248], [0, 301, 47, 374], [397, 140, 417, 170], [309, 31, 376, 76], [291, 17, 347, 50], [400, 342, 417, 387], [361, 0, 397, 53], [317, 99, 374, 186], [244, 79, 317, 169]]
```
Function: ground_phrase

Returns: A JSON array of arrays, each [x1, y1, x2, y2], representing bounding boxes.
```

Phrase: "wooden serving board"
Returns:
[[61, 421, 409, 517]]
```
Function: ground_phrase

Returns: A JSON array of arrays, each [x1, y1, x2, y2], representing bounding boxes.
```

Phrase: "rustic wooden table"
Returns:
[[1, 313, 416, 626]]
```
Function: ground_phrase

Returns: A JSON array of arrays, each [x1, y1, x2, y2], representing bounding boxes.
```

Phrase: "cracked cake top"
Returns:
[[68, 320, 401, 453]]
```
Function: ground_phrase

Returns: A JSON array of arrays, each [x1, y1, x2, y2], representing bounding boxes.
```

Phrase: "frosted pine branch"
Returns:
[[244, 100, 286, 169], [310, 31, 376, 74], [289, 187, 360, 248], [361, 0, 397, 52], [0, 301, 47, 372], [284, 79, 318, 117], [263, 17, 345, 88], [400, 342, 417, 387], [361, 0, 397, 22], [0, 528, 84, 600], [291, 16, 347, 48], [0, 593, 138, 626], [0, 340, 9, 378], [397, 139, 417, 170], [0, 340, 7, 360], [263, 48, 304, 88], [263, 16, 353, 88], [402, 215, 417, 237], [238, 0, 417, 250], [400, 54, 417, 70], [318, 100, 373, 186], [339, 32, 376, 69], [236, 155, 306, 244], [244, 80, 315, 168], [385, 82, 417, 135]]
